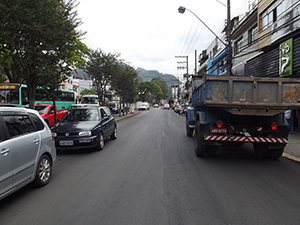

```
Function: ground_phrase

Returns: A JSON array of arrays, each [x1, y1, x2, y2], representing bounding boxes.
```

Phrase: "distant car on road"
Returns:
[[0, 107, 56, 200], [138, 104, 149, 111], [163, 104, 170, 110], [51, 106, 117, 151], [154, 104, 159, 108]]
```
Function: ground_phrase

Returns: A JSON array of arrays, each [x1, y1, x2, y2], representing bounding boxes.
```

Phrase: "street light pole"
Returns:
[[178, 6, 226, 46], [178, 2, 232, 76]]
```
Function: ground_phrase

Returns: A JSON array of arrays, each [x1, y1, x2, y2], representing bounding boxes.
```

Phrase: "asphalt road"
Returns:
[[1, 109, 300, 225]]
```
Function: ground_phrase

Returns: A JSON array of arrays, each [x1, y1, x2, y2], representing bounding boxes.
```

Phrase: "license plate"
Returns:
[[211, 128, 227, 134], [60, 140, 74, 146]]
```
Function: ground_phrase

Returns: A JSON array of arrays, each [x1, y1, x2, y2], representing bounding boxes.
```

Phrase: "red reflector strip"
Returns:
[[204, 135, 288, 144], [257, 127, 262, 132]]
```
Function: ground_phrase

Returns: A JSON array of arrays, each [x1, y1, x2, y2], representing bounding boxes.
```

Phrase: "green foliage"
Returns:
[[138, 81, 162, 103], [0, 73, 7, 82], [151, 77, 169, 101], [80, 88, 96, 96], [111, 63, 138, 105], [0, 0, 86, 108], [84, 48, 120, 104]]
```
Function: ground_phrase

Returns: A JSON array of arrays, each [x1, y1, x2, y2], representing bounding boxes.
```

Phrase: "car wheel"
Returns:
[[97, 133, 105, 151], [110, 127, 118, 140], [34, 154, 52, 187]]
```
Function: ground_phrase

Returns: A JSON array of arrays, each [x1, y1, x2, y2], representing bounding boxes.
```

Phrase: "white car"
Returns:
[[0, 107, 56, 200], [163, 104, 170, 109], [138, 104, 148, 111]]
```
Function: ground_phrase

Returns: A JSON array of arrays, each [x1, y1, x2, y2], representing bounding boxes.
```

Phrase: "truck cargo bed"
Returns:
[[192, 75, 300, 116]]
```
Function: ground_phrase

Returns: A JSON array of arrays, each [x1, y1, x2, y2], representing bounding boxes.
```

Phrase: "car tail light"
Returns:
[[271, 122, 278, 130], [216, 120, 223, 128]]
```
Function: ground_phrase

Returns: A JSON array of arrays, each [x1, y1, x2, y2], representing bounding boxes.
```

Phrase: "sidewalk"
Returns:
[[114, 111, 138, 122], [283, 131, 300, 162]]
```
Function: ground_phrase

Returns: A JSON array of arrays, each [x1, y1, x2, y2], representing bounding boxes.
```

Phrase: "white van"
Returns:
[[79, 95, 99, 106]]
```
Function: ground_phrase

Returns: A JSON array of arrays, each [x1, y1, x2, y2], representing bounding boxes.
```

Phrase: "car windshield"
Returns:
[[62, 108, 100, 122], [80, 97, 98, 104], [34, 105, 48, 113]]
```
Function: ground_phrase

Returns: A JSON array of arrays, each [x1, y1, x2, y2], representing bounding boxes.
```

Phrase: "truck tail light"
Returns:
[[271, 122, 278, 130], [216, 120, 223, 128]]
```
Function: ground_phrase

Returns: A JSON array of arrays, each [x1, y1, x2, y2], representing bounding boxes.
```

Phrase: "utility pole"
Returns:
[[175, 55, 189, 90], [195, 50, 197, 76], [226, 0, 232, 76], [175, 55, 188, 76]]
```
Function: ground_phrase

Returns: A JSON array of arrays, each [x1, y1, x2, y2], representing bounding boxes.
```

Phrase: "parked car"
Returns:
[[107, 102, 119, 114], [67, 104, 89, 110], [163, 104, 170, 110], [138, 104, 148, 111], [34, 103, 68, 127], [78, 95, 99, 106], [0, 107, 56, 200], [51, 106, 117, 151]]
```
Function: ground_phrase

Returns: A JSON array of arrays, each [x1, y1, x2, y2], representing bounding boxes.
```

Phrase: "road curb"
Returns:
[[282, 152, 300, 163], [115, 112, 138, 122]]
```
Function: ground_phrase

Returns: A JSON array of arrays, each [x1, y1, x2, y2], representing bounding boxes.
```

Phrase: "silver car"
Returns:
[[0, 107, 56, 200]]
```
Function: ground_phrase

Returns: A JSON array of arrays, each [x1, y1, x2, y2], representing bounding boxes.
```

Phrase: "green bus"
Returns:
[[0, 83, 75, 109]]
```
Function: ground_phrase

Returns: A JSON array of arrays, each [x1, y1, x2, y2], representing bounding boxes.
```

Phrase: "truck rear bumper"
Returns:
[[204, 135, 288, 144]]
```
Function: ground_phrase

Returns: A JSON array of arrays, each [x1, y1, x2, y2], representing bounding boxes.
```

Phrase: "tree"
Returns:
[[0, 0, 85, 108], [138, 81, 162, 103], [111, 63, 138, 115], [150, 77, 169, 102], [80, 88, 96, 96], [84, 49, 120, 105]]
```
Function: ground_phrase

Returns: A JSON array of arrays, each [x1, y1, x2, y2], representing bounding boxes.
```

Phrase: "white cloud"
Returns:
[[76, 0, 251, 76]]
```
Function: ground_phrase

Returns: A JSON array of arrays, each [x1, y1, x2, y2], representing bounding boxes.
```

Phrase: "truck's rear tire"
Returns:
[[206, 146, 218, 157], [186, 120, 193, 137], [254, 143, 284, 159], [194, 122, 206, 157], [254, 143, 269, 158], [269, 148, 284, 159]]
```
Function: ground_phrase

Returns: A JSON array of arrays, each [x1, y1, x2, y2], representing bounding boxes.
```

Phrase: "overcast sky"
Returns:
[[76, 0, 255, 78]]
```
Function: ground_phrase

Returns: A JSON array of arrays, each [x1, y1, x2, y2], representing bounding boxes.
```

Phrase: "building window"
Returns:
[[234, 37, 243, 55], [261, 9, 276, 31], [260, 0, 296, 31], [248, 24, 258, 46]]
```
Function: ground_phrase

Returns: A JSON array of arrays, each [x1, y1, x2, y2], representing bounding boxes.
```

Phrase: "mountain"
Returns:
[[136, 68, 179, 87], [73, 67, 179, 87]]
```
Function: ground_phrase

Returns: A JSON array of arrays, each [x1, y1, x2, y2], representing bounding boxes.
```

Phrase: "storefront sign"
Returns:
[[279, 38, 293, 77]]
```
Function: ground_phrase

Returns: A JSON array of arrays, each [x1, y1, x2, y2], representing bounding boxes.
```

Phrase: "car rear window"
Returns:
[[29, 113, 45, 131], [3, 115, 35, 138]]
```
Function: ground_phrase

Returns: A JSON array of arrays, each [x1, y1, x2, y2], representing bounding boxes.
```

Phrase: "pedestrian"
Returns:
[[284, 109, 293, 134]]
